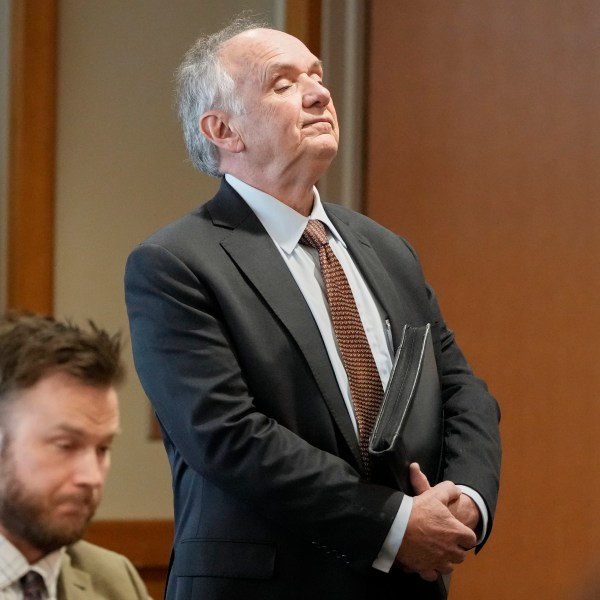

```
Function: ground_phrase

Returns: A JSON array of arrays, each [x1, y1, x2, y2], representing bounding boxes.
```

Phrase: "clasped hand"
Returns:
[[394, 463, 479, 581]]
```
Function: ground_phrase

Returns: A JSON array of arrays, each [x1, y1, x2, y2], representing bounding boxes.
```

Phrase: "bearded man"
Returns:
[[0, 312, 150, 600]]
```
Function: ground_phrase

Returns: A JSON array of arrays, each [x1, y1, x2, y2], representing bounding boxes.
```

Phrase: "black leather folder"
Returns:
[[369, 323, 444, 494]]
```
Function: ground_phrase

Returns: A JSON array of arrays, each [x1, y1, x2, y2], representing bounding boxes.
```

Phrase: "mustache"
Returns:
[[55, 490, 97, 508]]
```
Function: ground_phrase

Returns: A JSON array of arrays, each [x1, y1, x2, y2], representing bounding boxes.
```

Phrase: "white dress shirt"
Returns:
[[0, 535, 63, 600], [224, 174, 487, 572]]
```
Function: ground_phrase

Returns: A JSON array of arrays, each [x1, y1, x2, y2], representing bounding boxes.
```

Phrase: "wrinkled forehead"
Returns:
[[220, 28, 318, 81]]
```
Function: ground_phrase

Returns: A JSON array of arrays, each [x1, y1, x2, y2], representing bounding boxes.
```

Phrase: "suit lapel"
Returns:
[[327, 209, 409, 349], [208, 181, 362, 468], [57, 551, 93, 600]]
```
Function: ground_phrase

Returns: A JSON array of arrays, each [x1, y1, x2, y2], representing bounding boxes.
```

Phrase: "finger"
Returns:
[[437, 562, 457, 575], [432, 480, 462, 506], [418, 569, 441, 582], [409, 462, 431, 495], [457, 527, 477, 550], [447, 546, 468, 565]]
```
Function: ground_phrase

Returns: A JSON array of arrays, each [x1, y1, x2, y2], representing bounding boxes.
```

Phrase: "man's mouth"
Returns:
[[303, 118, 333, 128], [56, 494, 96, 515]]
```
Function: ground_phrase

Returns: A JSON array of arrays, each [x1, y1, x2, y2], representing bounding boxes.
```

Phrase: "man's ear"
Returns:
[[199, 111, 244, 153]]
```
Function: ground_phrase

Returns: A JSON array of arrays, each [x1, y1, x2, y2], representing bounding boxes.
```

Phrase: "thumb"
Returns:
[[409, 462, 431, 495], [435, 481, 463, 507]]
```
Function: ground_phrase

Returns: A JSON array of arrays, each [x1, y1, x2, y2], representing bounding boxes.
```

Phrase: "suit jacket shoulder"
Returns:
[[58, 540, 150, 600], [324, 202, 417, 253]]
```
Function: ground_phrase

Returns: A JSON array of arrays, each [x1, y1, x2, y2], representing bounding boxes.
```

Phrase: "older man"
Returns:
[[125, 18, 501, 600], [0, 313, 150, 599]]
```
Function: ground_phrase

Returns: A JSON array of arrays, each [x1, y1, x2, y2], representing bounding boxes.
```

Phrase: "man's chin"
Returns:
[[35, 506, 96, 550], [305, 133, 338, 154], [55, 506, 95, 535], [33, 517, 92, 552], [317, 142, 339, 162]]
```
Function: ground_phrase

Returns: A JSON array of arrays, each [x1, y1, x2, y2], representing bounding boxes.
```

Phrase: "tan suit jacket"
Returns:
[[57, 541, 150, 600]]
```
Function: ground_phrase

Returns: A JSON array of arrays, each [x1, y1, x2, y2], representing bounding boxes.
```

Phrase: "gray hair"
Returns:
[[175, 16, 270, 177]]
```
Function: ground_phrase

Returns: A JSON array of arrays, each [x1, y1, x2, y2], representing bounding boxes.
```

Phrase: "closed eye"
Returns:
[[274, 79, 296, 94]]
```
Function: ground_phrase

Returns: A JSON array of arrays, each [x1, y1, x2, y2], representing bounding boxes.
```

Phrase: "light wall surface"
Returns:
[[54, 0, 282, 519]]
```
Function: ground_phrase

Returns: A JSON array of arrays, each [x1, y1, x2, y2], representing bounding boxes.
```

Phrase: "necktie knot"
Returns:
[[301, 219, 329, 250], [20, 571, 46, 600]]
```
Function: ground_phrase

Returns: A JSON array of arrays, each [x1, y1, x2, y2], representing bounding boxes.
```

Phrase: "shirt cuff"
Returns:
[[457, 485, 488, 544], [372, 495, 413, 572]]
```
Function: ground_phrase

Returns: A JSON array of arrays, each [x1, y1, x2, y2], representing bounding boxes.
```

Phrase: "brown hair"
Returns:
[[0, 312, 124, 400]]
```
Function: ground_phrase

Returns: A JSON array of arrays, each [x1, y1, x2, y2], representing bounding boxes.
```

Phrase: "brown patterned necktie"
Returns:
[[301, 219, 383, 477], [20, 571, 46, 600]]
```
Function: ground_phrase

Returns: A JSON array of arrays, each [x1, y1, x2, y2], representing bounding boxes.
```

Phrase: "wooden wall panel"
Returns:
[[7, 0, 57, 313], [367, 2, 600, 599], [285, 0, 321, 55]]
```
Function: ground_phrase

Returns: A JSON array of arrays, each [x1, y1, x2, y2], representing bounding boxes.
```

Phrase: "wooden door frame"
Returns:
[[7, 0, 57, 314]]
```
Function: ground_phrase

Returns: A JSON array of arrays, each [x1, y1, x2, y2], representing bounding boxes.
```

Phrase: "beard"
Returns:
[[0, 448, 99, 554]]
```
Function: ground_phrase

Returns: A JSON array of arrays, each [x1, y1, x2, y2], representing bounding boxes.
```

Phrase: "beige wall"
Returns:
[[54, 0, 282, 519]]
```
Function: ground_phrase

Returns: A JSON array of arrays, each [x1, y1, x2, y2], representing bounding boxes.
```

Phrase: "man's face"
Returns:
[[0, 371, 119, 559], [223, 29, 340, 181]]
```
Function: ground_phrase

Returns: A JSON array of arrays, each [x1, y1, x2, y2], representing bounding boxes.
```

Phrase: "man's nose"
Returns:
[[302, 76, 332, 107], [73, 449, 107, 487]]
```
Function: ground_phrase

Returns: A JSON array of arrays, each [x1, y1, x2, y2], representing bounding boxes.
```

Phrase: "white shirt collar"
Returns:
[[0, 534, 65, 597], [224, 174, 347, 254]]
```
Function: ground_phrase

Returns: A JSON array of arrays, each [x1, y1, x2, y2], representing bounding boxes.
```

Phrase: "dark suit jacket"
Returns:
[[124, 179, 501, 600], [58, 541, 149, 599]]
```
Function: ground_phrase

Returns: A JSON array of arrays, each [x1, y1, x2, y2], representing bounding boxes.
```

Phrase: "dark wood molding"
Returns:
[[7, 0, 58, 314], [285, 0, 321, 55]]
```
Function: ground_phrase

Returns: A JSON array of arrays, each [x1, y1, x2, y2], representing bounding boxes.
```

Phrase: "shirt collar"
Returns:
[[0, 534, 65, 596], [225, 174, 347, 254]]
